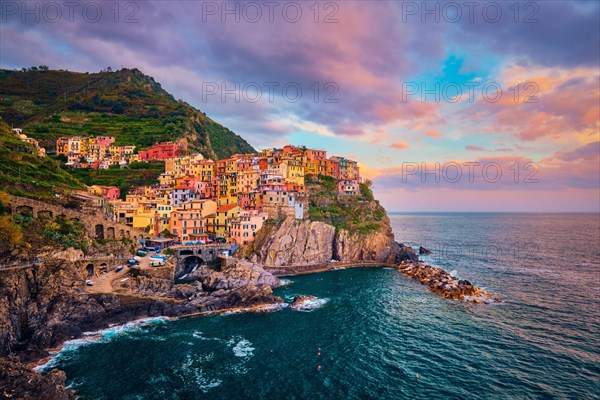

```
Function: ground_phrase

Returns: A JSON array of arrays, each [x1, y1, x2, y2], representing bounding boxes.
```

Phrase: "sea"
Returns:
[[39, 213, 600, 399]]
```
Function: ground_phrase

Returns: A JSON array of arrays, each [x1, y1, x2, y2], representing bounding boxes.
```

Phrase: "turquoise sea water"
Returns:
[[43, 213, 600, 399]]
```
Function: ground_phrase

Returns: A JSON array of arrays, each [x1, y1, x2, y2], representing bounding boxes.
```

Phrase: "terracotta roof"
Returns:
[[217, 204, 238, 212]]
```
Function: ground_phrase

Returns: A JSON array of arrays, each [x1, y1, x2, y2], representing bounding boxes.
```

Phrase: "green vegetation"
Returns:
[[0, 67, 255, 159], [306, 175, 386, 234], [11, 213, 89, 253], [0, 119, 85, 199], [64, 162, 164, 199]]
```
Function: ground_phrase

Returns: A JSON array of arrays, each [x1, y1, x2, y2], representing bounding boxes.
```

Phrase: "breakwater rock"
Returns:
[[397, 261, 500, 303]]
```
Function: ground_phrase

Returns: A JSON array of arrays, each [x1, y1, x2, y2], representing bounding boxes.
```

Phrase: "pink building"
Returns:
[[337, 179, 360, 196], [138, 141, 188, 161], [169, 200, 216, 242], [99, 186, 120, 200], [96, 136, 115, 147], [230, 210, 267, 245], [170, 208, 204, 242]]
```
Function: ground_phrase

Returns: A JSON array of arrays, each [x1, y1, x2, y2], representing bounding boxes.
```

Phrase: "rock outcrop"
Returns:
[[419, 246, 432, 255], [0, 257, 283, 398], [244, 218, 336, 266], [243, 216, 404, 268], [397, 261, 499, 303], [0, 358, 75, 400], [333, 215, 398, 263], [290, 295, 318, 309]]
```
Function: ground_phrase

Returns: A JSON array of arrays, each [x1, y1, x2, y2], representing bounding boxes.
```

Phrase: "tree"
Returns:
[[0, 216, 24, 254], [0, 192, 11, 215], [160, 229, 175, 238]]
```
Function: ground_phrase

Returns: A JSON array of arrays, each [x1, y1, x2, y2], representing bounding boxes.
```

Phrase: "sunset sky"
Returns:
[[1, 0, 599, 211]]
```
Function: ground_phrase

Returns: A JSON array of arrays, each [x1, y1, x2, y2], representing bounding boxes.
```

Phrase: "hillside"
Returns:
[[0, 118, 85, 199], [0, 68, 255, 159]]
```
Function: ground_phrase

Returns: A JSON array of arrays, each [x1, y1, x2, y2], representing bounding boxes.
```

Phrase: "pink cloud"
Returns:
[[390, 141, 410, 150]]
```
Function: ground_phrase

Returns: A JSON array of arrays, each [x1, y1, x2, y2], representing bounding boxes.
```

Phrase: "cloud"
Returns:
[[462, 65, 600, 142], [371, 152, 600, 192], [545, 141, 600, 162], [465, 145, 485, 151], [391, 141, 410, 150], [424, 129, 441, 138]]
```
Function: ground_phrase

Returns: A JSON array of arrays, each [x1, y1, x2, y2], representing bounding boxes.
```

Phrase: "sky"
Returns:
[[1, 0, 599, 212]]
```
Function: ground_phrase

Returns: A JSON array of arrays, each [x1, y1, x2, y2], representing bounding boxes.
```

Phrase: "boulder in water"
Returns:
[[419, 246, 432, 255], [291, 295, 318, 310]]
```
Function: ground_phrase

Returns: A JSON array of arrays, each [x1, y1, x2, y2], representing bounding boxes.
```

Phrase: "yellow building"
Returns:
[[281, 158, 305, 185], [218, 173, 238, 205], [155, 203, 173, 231], [132, 205, 156, 232], [304, 160, 319, 175], [208, 204, 240, 239], [190, 160, 215, 182], [237, 170, 259, 193]]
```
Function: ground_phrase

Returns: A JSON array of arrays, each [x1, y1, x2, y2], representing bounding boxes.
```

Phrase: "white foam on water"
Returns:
[[278, 279, 293, 286], [232, 339, 255, 358], [177, 352, 222, 393], [35, 316, 175, 372], [292, 298, 329, 312]]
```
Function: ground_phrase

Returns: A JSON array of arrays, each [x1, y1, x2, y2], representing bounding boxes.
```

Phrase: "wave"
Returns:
[[35, 316, 175, 372], [278, 279, 294, 286]]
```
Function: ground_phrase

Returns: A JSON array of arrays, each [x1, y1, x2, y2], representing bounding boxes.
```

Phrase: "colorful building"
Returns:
[[338, 179, 360, 196], [138, 141, 188, 161], [230, 210, 267, 245]]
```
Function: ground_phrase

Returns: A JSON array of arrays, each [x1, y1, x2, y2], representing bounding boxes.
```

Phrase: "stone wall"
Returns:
[[9, 195, 147, 241]]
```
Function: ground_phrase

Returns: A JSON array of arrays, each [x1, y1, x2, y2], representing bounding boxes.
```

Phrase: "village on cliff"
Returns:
[[48, 134, 362, 246]]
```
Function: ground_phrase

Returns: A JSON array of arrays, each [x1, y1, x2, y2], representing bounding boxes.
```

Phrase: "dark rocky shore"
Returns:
[[0, 258, 283, 399]]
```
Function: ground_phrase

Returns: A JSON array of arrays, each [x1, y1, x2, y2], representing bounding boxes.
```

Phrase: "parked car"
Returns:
[[85, 280, 94, 286], [137, 250, 148, 257], [215, 237, 226, 243]]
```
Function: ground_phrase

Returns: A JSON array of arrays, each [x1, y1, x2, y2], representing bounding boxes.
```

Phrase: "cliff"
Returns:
[[241, 215, 415, 270], [334, 212, 399, 263], [242, 218, 336, 266]]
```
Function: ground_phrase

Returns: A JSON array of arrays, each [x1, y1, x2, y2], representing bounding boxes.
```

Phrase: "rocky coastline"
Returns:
[[0, 258, 284, 399], [0, 214, 498, 399]]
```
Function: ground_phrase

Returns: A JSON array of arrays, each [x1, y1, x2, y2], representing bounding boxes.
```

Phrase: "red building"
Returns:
[[138, 141, 188, 161]]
